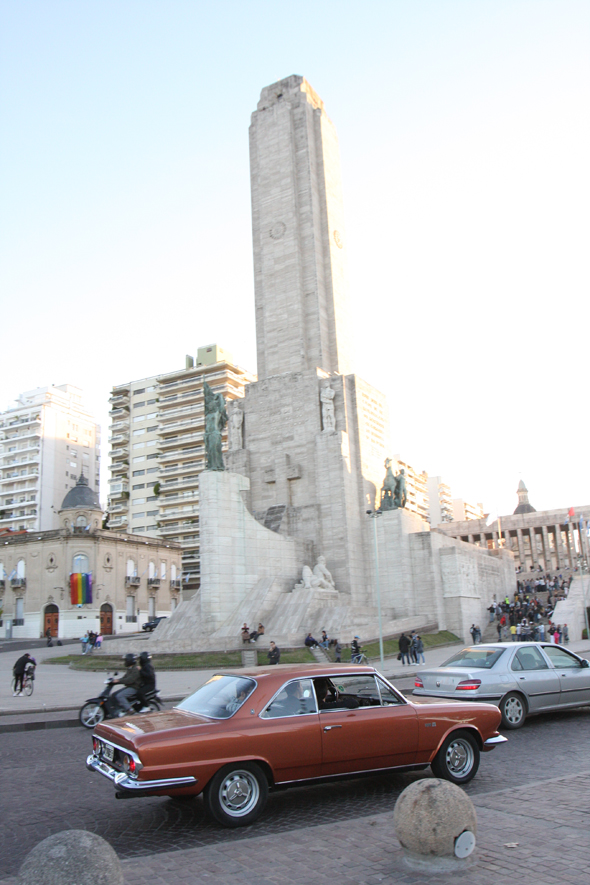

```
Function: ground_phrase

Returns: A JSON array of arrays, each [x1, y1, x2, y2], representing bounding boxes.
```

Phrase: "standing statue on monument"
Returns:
[[394, 468, 407, 509], [320, 383, 336, 433], [203, 381, 228, 471], [228, 404, 244, 451]]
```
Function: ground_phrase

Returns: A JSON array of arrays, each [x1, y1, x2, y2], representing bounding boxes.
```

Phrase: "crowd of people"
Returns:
[[488, 573, 573, 643]]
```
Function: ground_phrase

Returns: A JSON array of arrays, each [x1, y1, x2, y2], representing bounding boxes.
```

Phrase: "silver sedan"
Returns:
[[413, 642, 590, 729]]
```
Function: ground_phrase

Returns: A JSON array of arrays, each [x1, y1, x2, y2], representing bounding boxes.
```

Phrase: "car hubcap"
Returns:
[[220, 771, 259, 817], [504, 697, 523, 723], [445, 739, 474, 777]]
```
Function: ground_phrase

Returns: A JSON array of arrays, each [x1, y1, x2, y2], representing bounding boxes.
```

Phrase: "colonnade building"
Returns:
[[436, 481, 590, 574]]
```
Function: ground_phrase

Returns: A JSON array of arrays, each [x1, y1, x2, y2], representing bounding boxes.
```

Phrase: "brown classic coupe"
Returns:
[[86, 664, 506, 827]]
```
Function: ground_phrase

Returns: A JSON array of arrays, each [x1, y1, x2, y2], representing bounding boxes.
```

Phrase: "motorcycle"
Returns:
[[79, 674, 163, 728]]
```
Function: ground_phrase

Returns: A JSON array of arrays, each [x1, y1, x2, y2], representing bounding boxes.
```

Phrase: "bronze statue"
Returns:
[[203, 381, 228, 470], [379, 458, 396, 511], [379, 459, 407, 511]]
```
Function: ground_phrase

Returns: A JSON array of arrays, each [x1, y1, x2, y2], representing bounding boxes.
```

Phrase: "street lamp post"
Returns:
[[366, 509, 384, 668]]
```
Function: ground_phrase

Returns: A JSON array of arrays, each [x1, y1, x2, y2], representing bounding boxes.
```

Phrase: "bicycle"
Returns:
[[12, 664, 35, 696], [351, 652, 370, 665]]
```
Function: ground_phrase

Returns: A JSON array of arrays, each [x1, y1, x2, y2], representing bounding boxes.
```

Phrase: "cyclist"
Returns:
[[13, 653, 36, 696], [351, 636, 362, 663]]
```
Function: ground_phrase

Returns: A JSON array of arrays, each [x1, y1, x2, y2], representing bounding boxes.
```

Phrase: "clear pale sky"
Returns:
[[1, 0, 588, 517]]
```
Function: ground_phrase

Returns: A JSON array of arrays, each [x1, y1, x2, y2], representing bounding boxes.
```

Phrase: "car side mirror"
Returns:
[[581, 659, 589, 669]]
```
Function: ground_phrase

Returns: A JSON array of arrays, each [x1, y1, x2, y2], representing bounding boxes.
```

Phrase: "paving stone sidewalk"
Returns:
[[115, 771, 590, 885]]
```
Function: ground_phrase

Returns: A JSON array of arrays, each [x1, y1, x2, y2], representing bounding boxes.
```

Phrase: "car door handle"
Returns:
[[323, 725, 343, 732]]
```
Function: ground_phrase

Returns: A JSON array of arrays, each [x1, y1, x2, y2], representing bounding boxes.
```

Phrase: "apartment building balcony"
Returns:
[[158, 522, 197, 535], [109, 433, 128, 445], [147, 578, 160, 588], [109, 516, 128, 529], [0, 469, 39, 484], [160, 475, 200, 493], [6, 415, 41, 429], [108, 503, 128, 515], [159, 429, 204, 448], [110, 419, 129, 432], [109, 393, 130, 408], [160, 489, 199, 506], [158, 402, 203, 423], [11, 577, 26, 588], [159, 505, 199, 521], [110, 461, 129, 476], [169, 579, 182, 590], [110, 447, 130, 461], [110, 407, 129, 419], [125, 575, 140, 587], [108, 481, 129, 495], [158, 449, 203, 466]]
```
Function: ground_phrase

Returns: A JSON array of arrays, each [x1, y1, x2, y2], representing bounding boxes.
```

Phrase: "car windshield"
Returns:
[[176, 675, 256, 719], [442, 647, 505, 669]]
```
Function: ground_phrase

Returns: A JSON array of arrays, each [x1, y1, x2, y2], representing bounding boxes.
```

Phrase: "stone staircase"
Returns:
[[308, 645, 332, 664]]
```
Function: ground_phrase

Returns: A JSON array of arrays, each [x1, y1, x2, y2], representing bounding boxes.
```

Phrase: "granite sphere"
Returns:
[[19, 830, 124, 885], [394, 779, 477, 861]]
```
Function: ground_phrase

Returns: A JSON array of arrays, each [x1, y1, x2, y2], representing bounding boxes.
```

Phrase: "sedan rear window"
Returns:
[[176, 675, 256, 719], [442, 648, 505, 669]]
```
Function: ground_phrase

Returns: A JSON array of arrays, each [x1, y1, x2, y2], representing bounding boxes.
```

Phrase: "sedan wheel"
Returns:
[[79, 702, 105, 728], [431, 732, 480, 784], [500, 692, 526, 729], [204, 762, 268, 827]]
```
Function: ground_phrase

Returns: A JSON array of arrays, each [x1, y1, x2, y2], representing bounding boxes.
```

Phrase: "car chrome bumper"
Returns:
[[483, 734, 508, 750], [86, 754, 197, 792]]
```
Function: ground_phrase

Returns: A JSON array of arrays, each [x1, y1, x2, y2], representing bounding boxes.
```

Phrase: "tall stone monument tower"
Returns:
[[228, 75, 390, 603], [250, 75, 354, 380]]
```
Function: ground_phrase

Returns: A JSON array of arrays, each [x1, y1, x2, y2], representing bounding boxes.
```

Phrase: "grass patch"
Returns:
[[43, 631, 459, 671], [45, 646, 318, 671]]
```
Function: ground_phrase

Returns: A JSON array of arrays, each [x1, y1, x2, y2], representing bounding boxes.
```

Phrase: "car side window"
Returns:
[[261, 679, 318, 719], [543, 646, 582, 669], [376, 678, 404, 705], [512, 647, 548, 671]]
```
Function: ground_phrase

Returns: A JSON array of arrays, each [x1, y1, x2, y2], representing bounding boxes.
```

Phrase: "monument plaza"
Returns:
[[106, 75, 521, 657]]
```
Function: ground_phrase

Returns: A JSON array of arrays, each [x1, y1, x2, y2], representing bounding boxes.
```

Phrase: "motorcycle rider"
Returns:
[[137, 651, 157, 712], [112, 653, 141, 716]]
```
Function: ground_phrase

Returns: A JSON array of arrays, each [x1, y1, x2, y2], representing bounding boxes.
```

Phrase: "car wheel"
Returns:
[[204, 762, 268, 827], [80, 702, 105, 728], [500, 692, 527, 729], [431, 732, 480, 784]]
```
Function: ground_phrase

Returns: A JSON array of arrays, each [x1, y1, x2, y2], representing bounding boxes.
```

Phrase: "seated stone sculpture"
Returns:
[[312, 555, 335, 590]]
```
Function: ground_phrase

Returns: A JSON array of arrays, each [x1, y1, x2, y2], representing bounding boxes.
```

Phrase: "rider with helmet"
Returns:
[[112, 653, 141, 715], [137, 651, 157, 712]]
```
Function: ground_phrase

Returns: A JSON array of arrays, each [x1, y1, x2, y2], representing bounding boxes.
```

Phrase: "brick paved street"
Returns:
[[2, 705, 590, 884]]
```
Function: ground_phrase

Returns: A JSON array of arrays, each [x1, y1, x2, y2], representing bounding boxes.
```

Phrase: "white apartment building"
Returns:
[[427, 475, 455, 526], [0, 385, 100, 533], [108, 346, 256, 598], [452, 498, 485, 522], [393, 455, 430, 523]]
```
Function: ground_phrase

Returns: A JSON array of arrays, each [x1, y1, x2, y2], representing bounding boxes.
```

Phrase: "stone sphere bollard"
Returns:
[[19, 830, 124, 885], [394, 779, 477, 872]]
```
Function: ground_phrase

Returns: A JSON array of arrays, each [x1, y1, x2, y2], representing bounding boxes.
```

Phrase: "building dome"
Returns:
[[60, 473, 102, 511], [514, 479, 536, 515]]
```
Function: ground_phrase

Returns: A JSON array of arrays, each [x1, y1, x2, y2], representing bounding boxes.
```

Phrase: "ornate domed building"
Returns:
[[0, 474, 181, 640]]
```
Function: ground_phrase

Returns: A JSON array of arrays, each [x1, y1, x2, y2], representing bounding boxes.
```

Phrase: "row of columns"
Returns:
[[464, 522, 590, 573]]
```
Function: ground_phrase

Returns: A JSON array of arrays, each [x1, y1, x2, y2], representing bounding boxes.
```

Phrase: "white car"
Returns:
[[413, 642, 590, 729]]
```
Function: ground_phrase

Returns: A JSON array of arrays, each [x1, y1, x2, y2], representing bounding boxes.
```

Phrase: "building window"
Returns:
[[148, 561, 156, 579], [133, 456, 145, 464], [147, 453, 158, 460], [126, 559, 136, 577], [133, 483, 145, 490], [132, 469, 145, 477], [147, 426, 157, 433], [133, 512, 146, 519], [16, 559, 25, 578], [133, 401, 145, 408], [146, 467, 159, 474], [72, 553, 89, 573], [134, 388, 145, 395], [126, 596, 136, 622]]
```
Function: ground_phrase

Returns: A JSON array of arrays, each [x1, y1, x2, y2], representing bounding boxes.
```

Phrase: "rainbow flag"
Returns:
[[70, 573, 92, 605]]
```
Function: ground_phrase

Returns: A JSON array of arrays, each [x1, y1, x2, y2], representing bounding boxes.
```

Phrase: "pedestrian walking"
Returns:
[[414, 634, 425, 665]]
